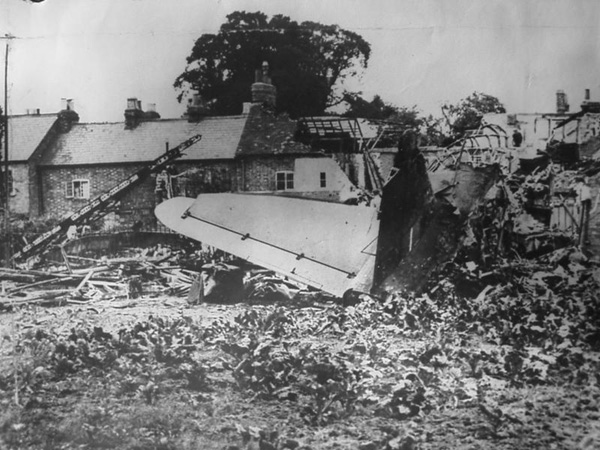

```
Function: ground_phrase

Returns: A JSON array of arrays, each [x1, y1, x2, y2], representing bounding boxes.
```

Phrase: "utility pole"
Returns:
[[2, 34, 14, 267]]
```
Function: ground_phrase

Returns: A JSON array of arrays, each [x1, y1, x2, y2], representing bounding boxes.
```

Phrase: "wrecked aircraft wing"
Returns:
[[155, 194, 379, 297]]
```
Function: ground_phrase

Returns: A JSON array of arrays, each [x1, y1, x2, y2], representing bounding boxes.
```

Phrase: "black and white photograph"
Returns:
[[1, 0, 600, 448]]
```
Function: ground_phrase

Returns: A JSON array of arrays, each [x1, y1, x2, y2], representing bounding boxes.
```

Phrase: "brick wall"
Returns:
[[177, 161, 235, 197], [40, 164, 153, 225], [29, 121, 62, 217], [587, 173, 600, 259], [7, 163, 30, 215], [236, 155, 354, 202], [39, 160, 235, 230], [238, 156, 295, 191]]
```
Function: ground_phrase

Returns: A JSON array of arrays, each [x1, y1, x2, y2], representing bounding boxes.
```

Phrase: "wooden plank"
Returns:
[[0, 290, 72, 306], [88, 280, 127, 288], [0, 272, 38, 283], [187, 274, 203, 304], [0, 268, 78, 279], [73, 269, 95, 294], [60, 246, 74, 274], [65, 255, 103, 263], [71, 265, 110, 275], [6, 277, 74, 294]]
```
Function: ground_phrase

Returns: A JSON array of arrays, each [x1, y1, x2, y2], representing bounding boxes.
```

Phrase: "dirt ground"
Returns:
[[1, 293, 599, 450]]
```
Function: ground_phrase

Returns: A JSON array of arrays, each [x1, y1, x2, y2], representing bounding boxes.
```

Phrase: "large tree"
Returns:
[[343, 94, 402, 122], [441, 92, 506, 141], [174, 11, 371, 118], [343, 94, 445, 146]]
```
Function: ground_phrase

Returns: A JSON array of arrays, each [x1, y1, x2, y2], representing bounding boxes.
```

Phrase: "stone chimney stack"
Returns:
[[57, 98, 79, 133], [124, 97, 145, 129], [187, 93, 210, 122], [556, 90, 570, 114], [251, 61, 276, 107], [143, 103, 161, 120]]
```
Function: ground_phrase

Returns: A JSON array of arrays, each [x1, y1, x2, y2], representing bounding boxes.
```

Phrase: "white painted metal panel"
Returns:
[[155, 194, 379, 297]]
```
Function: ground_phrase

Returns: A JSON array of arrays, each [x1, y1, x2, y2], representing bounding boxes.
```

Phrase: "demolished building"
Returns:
[[8, 77, 600, 299]]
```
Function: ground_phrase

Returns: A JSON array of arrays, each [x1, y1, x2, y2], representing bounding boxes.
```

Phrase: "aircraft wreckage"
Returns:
[[156, 125, 497, 298]]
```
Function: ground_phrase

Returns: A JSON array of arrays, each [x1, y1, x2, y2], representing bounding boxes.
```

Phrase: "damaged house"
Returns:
[[35, 98, 244, 231], [431, 89, 600, 260], [4, 71, 356, 243], [1, 109, 63, 217]]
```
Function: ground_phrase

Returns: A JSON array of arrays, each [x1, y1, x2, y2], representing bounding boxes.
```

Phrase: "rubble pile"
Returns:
[[462, 162, 599, 263], [0, 245, 209, 309], [1, 244, 320, 310], [426, 243, 600, 353], [417, 160, 600, 351]]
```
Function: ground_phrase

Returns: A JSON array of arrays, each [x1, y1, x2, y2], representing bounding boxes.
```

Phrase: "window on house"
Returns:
[[320, 172, 327, 188], [66, 179, 90, 199], [276, 171, 294, 191]]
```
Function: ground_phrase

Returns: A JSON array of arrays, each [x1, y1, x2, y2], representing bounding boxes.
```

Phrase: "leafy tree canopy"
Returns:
[[174, 11, 371, 118], [343, 94, 402, 122], [441, 92, 506, 141], [343, 93, 445, 146]]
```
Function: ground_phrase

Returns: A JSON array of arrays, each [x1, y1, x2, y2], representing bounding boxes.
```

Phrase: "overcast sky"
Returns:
[[1, 0, 599, 122]]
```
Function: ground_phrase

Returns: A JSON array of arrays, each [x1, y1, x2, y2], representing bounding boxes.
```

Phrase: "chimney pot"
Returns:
[[57, 100, 79, 133], [556, 90, 569, 114], [585, 89, 591, 100], [60, 98, 74, 111], [251, 62, 276, 107], [192, 93, 202, 107], [187, 93, 209, 122], [143, 103, 161, 120], [126, 97, 139, 110], [125, 97, 145, 129]]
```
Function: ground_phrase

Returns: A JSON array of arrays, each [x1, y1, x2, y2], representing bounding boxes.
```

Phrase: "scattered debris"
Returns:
[[1, 242, 318, 310], [0, 244, 205, 309]]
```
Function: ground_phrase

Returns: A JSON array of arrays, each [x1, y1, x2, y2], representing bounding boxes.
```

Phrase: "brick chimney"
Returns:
[[57, 98, 79, 133], [124, 97, 145, 129], [251, 61, 276, 107], [581, 88, 600, 113], [186, 93, 210, 122], [556, 90, 569, 114], [143, 103, 161, 120]]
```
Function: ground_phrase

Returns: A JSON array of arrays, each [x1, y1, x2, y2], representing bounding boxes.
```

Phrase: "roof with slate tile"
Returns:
[[6, 114, 58, 162], [40, 115, 248, 166]]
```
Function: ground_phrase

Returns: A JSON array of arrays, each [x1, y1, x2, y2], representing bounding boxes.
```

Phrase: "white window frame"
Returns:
[[275, 171, 294, 191], [66, 179, 90, 199]]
